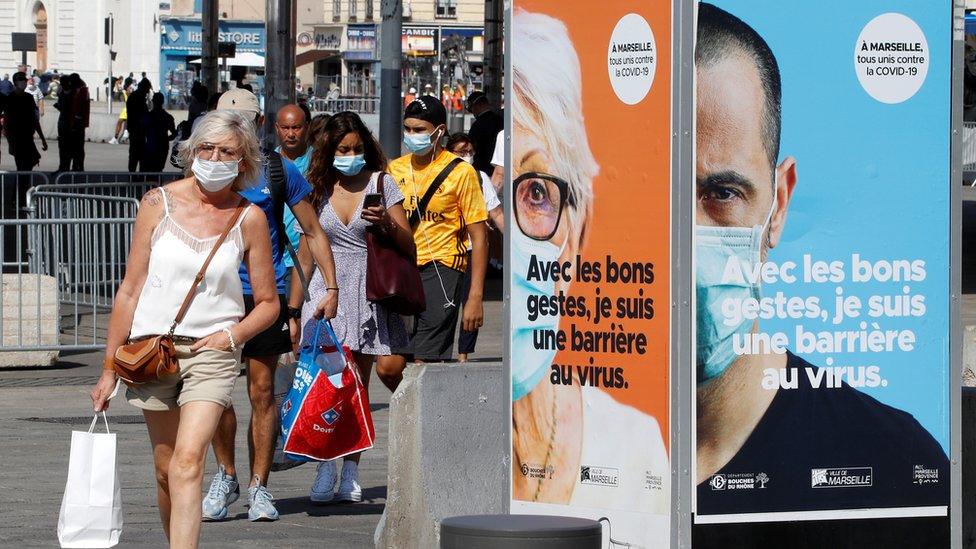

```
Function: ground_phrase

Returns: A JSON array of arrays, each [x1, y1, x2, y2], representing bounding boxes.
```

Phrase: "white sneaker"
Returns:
[[107, 137, 118, 145], [310, 461, 337, 503], [335, 461, 362, 503]]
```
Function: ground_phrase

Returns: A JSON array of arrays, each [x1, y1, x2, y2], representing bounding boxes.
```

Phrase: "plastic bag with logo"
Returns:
[[279, 320, 375, 462]]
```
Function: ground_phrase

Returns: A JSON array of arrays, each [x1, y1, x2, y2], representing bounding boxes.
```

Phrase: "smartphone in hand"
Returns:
[[363, 193, 382, 209]]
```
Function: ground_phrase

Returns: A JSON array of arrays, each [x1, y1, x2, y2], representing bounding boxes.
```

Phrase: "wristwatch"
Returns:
[[287, 306, 302, 320]]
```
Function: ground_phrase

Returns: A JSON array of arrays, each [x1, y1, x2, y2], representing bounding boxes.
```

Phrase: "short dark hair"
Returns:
[[403, 95, 446, 127], [697, 3, 781, 170], [446, 132, 473, 152], [12, 71, 26, 82]]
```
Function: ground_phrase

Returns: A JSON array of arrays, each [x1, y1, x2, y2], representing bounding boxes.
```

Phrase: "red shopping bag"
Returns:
[[280, 321, 376, 461]]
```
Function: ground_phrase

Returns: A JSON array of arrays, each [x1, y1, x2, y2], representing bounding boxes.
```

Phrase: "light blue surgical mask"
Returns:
[[403, 128, 440, 155], [511, 229, 564, 401], [695, 189, 776, 384], [333, 154, 366, 176]]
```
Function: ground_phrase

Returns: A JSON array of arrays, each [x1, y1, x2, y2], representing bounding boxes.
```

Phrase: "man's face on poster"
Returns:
[[696, 53, 777, 231], [695, 49, 797, 383]]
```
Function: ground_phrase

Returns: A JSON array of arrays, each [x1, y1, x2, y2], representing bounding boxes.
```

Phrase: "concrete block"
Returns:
[[374, 362, 508, 549], [0, 274, 59, 367]]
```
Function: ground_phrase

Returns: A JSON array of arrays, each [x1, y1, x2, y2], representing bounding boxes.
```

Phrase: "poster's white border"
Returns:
[[695, 506, 948, 525]]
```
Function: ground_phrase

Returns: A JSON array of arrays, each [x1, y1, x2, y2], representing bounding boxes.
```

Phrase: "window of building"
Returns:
[[435, 0, 457, 19], [333, 0, 341, 22], [365, 0, 373, 20], [349, 0, 358, 21]]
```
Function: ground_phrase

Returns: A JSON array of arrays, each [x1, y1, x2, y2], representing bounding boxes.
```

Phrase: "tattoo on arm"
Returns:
[[142, 189, 161, 207]]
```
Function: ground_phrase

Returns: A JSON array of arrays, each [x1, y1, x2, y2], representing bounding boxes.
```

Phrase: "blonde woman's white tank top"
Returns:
[[129, 189, 249, 339]]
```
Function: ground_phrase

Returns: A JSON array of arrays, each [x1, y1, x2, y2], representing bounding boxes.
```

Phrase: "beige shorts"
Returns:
[[126, 345, 241, 411]]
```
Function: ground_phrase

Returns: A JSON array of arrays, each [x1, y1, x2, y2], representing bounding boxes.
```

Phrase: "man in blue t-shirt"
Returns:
[[273, 104, 314, 335], [202, 89, 339, 523]]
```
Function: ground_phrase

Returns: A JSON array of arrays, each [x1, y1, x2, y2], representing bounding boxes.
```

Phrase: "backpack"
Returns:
[[266, 151, 310, 302]]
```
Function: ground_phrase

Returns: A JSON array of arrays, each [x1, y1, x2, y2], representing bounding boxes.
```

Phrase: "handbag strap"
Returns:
[[167, 200, 247, 336], [407, 157, 464, 228]]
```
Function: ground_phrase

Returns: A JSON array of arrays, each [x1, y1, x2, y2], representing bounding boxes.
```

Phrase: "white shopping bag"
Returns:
[[57, 383, 123, 548]]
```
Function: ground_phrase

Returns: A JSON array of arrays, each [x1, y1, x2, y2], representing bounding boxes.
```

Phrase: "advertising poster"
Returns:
[[692, 0, 952, 525], [508, 0, 673, 546]]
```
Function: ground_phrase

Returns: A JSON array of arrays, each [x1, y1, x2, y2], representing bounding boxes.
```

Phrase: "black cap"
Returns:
[[465, 91, 488, 110], [403, 95, 447, 127]]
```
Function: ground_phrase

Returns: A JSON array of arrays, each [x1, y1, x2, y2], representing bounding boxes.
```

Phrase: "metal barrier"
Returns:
[[964, 122, 976, 172], [49, 171, 182, 199], [309, 97, 380, 114], [1, 218, 134, 351], [30, 192, 140, 221], [2, 172, 50, 274]]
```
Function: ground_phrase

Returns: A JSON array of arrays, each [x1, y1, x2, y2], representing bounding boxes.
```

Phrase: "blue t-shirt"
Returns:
[[238, 156, 312, 295], [276, 146, 314, 268]]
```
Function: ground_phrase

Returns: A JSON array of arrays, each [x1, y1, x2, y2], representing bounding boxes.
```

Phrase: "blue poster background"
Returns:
[[719, 1, 952, 453]]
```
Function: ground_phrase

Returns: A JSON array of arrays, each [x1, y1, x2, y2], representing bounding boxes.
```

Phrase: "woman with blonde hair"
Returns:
[[90, 110, 279, 548]]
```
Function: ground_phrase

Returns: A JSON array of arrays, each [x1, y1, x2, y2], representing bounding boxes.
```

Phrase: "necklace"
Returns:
[[532, 389, 558, 502]]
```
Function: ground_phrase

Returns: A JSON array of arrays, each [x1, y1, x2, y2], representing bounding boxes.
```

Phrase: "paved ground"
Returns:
[[0, 288, 502, 548], [0, 139, 181, 174]]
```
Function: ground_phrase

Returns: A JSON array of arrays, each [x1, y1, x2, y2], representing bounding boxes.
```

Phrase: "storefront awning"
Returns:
[[188, 52, 265, 67]]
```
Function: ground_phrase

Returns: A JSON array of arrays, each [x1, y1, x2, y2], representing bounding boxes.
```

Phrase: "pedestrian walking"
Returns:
[[126, 78, 153, 172], [465, 91, 504, 176], [386, 96, 488, 377], [295, 111, 413, 503], [143, 92, 177, 172], [89, 109, 279, 548], [4, 71, 48, 171], [202, 90, 340, 523], [445, 132, 504, 362], [25, 76, 44, 118], [0, 74, 13, 95], [109, 87, 129, 145], [274, 104, 314, 297], [65, 74, 90, 171], [54, 73, 75, 172]]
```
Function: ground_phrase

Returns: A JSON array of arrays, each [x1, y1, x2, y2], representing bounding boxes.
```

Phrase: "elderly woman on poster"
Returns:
[[509, 8, 670, 529]]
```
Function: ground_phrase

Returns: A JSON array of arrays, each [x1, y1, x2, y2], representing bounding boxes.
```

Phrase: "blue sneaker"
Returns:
[[202, 465, 239, 521], [248, 484, 280, 522]]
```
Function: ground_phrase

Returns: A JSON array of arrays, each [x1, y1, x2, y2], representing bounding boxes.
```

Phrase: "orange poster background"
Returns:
[[516, 0, 672, 448]]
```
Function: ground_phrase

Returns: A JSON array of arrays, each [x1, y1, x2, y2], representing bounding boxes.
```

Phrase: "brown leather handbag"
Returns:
[[365, 173, 426, 315], [114, 202, 246, 385]]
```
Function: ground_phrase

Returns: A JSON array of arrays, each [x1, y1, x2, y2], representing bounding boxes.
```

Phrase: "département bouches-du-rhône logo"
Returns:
[[811, 467, 873, 488], [709, 474, 726, 491]]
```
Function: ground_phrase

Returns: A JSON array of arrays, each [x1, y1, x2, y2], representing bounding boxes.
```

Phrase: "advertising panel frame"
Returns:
[[686, 2, 962, 546], [506, 1, 679, 546]]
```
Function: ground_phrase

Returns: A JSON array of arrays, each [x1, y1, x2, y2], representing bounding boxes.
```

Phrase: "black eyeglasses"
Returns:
[[513, 172, 575, 241]]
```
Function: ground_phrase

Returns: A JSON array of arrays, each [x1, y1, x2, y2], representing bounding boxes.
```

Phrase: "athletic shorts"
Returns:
[[408, 262, 465, 361], [125, 345, 241, 411], [241, 294, 291, 358]]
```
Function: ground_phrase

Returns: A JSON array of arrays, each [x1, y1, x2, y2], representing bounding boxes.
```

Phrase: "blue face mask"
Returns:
[[333, 154, 366, 176], [403, 128, 440, 155], [511, 229, 564, 401], [695, 190, 776, 384]]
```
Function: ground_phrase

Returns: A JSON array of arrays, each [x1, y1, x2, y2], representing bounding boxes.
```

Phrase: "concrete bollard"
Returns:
[[374, 362, 508, 549], [0, 273, 59, 367], [440, 515, 602, 549]]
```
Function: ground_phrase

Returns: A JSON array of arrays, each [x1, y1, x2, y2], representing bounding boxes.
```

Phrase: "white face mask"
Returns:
[[191, 158, 239, 192], [459, 155, 474, 165]]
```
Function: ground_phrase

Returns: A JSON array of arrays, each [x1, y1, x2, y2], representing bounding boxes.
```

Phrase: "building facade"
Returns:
[[306, 0, 486, 101], [0, 0, 161, 96]]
